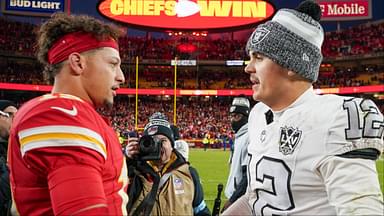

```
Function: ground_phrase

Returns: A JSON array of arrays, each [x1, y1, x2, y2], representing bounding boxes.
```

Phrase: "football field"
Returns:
[[189, 149, 384, 210]]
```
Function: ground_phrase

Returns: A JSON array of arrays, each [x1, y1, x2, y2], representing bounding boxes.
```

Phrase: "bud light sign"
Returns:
[[2, 0, 67, 16]]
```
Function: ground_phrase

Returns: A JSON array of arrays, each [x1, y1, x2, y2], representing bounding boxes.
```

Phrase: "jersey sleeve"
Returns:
[[318, 156, 384, 215], [318, 97, 384, 215], [16, 98, 110, 214], [325, 97, 384, 156]]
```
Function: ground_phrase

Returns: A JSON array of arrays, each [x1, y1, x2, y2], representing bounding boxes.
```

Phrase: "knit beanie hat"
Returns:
[[246, 0, 324, 82], [143, 112, 174, 147], [229, 97, 250, 117]]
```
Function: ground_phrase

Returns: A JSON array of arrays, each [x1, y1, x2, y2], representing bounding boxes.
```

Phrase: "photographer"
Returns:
[[126, 112, 210, 216]]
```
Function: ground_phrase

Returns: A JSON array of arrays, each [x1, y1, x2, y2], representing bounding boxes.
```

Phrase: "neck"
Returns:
[[51, 67, 93, 106], [269, 81, 311, 111]]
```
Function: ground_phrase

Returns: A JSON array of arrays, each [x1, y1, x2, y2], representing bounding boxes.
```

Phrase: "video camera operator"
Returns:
[[125, 112, 210, 216]]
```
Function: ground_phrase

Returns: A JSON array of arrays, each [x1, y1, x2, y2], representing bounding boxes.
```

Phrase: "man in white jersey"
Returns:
[[222, 1, 384, 215], [222, 96, 251, 212]]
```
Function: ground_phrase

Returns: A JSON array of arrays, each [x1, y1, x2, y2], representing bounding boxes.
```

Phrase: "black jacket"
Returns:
[[0, 139, 11, 216]]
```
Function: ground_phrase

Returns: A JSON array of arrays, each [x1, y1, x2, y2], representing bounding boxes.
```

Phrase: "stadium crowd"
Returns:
[[0, 57, 382, 89], [1, 17, 384, 60], [0, 17, 383, 143]]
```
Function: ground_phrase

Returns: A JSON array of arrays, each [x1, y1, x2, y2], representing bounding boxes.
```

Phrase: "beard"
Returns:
[[103, 98, 114, 110]]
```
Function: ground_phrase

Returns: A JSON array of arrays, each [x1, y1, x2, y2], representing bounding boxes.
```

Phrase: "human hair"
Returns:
[[36, 13, 122, 83]]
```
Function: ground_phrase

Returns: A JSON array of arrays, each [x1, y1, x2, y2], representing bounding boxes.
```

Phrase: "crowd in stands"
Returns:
[[100, 97, 234, 141], [1, 56, 381, 89], [5, 93, 383, 146], [322, 21, 384, 57], [2, 17, 384, 61], [1, 17, 383, 89], [0, 17, 36, 56], [0, 17, 383, 141], [314, 65, 384, 88]]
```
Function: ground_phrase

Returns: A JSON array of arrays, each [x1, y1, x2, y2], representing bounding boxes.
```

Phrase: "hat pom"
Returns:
[[296, 0, 322, 21], [149, 112, 168, 121]]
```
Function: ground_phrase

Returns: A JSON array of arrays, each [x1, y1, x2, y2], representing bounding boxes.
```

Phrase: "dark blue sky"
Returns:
[[2, 0, 383, 38]]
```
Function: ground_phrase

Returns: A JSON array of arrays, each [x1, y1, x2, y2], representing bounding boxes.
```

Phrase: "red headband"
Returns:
[[47, 32, 119, 64]]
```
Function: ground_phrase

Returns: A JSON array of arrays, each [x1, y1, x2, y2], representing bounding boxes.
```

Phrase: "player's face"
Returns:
[[156, 134, 173, 165], [82, 47, 125, 108], [0, 106, 17, 139], [245, 51, 289, 108]]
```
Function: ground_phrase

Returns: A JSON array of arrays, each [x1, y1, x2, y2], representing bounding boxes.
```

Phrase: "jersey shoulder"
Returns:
[[15, 93, 98, 128], [13, 94, 108, 159], [315, 95, 383, 155]]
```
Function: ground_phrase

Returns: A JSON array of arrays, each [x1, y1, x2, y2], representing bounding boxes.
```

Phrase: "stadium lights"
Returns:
[[167, 31, 208, 37]]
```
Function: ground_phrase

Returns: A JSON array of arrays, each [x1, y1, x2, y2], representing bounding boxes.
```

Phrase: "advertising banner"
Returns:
[[98, 0, 276, 31], [2, 0, 67, 16], [318, 0, 372, 21]]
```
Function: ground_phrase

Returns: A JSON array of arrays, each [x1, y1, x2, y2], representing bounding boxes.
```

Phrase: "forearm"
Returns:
[[229, 166, 248, 203], [319, 156, 384, 215]]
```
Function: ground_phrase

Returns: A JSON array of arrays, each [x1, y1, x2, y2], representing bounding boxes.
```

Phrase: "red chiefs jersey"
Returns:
[[8, 94, 128, 215]]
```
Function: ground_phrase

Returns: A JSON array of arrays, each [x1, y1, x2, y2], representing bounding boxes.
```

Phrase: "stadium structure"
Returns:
[[0, 0, 383, 146]]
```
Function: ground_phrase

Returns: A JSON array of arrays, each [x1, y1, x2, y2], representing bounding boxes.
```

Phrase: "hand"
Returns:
[[221, 200, 232, 213], [125, 137, 140, 159]]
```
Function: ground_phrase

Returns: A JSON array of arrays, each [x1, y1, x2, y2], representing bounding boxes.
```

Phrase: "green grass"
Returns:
[[189, 149, 384, 211], [377, 155, 384, 193], [189, 149, 230, 209]]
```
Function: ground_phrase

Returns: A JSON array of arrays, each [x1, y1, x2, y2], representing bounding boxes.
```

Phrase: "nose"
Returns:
[[116, 67, 125, 85], [244, 62, 255, 74]]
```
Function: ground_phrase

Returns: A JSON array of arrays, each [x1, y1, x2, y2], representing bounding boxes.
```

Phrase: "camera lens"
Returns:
[[139, 135, 155, 154], [137, 135, 163, 161]]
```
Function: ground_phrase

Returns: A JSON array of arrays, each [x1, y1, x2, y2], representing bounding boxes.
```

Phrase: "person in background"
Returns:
[[0, 100, 17, 215], [171, 124, 189, 161], [222, 97, 250, 212], [223, 1, 383, 215], [126, 113, 210, 216], [202, 133, 209, 151], [7, 13, 128, 215], [171, 124, 212, 215]]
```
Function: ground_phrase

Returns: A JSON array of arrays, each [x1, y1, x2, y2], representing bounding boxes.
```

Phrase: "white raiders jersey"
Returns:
[[247, 88, 384, 215]]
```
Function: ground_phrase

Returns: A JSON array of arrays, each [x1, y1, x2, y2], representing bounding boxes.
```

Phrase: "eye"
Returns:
[[254, 54, 263, 60]]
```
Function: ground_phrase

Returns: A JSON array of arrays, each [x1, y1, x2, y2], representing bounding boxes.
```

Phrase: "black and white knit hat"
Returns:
[[246, 0, 324, 82], [229, 97, 250, 117], [143, 112, 174, 147]]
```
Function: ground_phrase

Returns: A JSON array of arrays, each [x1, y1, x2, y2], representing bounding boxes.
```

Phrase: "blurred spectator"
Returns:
[[0, 100, 17, 215]]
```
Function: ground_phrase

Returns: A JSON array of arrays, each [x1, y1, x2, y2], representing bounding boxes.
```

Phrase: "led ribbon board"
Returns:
[[98, 0, 275, 31]]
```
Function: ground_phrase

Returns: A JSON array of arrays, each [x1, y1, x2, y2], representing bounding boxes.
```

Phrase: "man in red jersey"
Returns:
[[7, 13, 128, 215]]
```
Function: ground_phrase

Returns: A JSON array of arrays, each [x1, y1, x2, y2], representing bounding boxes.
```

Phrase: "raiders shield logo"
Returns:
[[147, 126, 158, 135], [279, 126, 302, 155], [250, 27, 270, 45]]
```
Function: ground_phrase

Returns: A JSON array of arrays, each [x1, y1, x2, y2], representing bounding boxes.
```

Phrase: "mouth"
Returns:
[[250, 77, 260, 85], [111, 86, 119, 96]]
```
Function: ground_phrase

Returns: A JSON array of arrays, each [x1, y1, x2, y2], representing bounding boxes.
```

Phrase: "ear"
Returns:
[[67, 52, 85, 75]]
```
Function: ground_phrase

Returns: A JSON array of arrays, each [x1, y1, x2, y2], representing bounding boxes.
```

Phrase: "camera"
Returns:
[[137, 135, 162, 161]]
